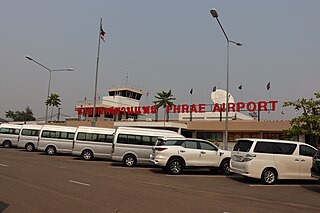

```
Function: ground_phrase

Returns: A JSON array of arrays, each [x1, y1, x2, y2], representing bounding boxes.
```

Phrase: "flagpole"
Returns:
[[92, 18, 102, 127], [190, 89, 193, 121]]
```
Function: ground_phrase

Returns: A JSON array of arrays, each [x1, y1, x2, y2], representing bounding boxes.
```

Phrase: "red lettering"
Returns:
[[134, 107, 142, 114], [173, 105, 181, 113], [114, 107, 121, 115], [213, 103, 221, 112], [97, 108, 103, 115], [199, 104, 205, 113], [151, 106, 157, 114], [166, 106, 172, 113], [88, 108, 93, 116], [182, 104, 189, 113], [105, 108, 114, 115], [121, 107, 126, 113], [142, 106, 150, 114], [77, 108, 83, 115], [258, 101, 268, 111], [190, 104, 198, 113], [269, 100, 278, 111], [228, 103, 235, 112], [236, 102, 245, 112], [126, 107, 134, 114], [247, 102, 256, 112]]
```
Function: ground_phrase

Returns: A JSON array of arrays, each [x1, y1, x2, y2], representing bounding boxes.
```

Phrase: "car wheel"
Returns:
[[219, 159, 231, 175], [123, 154, 136, 167], [3, 140, 12, 148], [261, 168, 277, 185], [46, 146, 56, 155], [26, 143, 35, 152], [82, 150, 93, 160], [166, 158, 184, 175]]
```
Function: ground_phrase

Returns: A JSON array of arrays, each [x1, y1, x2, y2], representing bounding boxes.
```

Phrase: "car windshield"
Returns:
[[233, 140, 253, 152]]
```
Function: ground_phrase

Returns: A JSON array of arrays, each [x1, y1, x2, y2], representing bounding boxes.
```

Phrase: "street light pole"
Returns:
[[210, 9, 242, 150], [26, 55, 73, 124]]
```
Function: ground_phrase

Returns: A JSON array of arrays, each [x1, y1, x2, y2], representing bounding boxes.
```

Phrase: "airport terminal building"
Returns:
[[67, 86, 294, 148]]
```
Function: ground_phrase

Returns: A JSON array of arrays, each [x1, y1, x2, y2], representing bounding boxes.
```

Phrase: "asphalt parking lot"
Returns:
[[1, 148, 320, 213]]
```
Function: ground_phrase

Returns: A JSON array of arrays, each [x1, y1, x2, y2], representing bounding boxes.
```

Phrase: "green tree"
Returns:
[[46, 93, 61, 122], [5, 107, 36, 121], [283, 92, 320, 147], [154, 90, 176, 126]]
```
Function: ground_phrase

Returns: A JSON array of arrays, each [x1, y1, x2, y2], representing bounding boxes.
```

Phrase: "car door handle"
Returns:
[[301, 159, 305, 162], [180, 150, 185, 153], [201, 151, 206, 154], [294, 159, 300, 161]]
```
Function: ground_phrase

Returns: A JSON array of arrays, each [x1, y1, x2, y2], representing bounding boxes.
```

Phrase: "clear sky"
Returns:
[[0, 0, 319, 121]]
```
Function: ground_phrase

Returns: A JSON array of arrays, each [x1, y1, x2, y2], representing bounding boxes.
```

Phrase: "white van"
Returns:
[[0, 123, 22, 148], [72, 126, 115, 160], [17, 124, 42, 151], [230, 138, 317, 184], [37, 125, 77, 155], [111, 127, 185, 167]]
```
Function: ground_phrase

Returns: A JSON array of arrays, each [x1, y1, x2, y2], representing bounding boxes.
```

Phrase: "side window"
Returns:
[[0, 128, 10, 134], [22, 129, 32, 136], [254, 142, 296, 155], [199, 142, 217, 151], [14, 129, 20, 135], [151, 137, 158, 145], [300, 145, 317, 157], [77, 133, 86, 140], [106, 135, 113, 143], [60, 132, 68, 139], [185, 140, 198, 149], [141, 136, 151, 145], [118, 134, 128, 144], [32, 130, 40, 136], [274, 143, 296, 155], [41, 130, 50, 138]]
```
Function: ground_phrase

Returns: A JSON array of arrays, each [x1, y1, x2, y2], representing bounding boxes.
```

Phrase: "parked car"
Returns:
[[230, 138, 317, 184], [17, 124, 42, 151], [72, 126, 115, 160], [37, 125, 77, 155], [0, 123, 22, 148], [111, 127, 184, 167], [150, 137, 231, 175], [311, 150, 320, 179]]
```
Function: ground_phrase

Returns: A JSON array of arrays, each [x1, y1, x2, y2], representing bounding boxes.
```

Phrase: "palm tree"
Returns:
[[46, 93, 61, 122], [154, 90, 176, 128]]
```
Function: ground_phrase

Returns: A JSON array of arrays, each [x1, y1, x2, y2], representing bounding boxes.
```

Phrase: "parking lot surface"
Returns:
[[1, 148, 320, 213]]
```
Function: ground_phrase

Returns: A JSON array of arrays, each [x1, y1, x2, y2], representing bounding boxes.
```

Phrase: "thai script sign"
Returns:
[[76, 100, 278, 116]]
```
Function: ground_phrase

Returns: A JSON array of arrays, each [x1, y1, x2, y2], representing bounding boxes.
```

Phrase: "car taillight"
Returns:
[[111, 144, 115, 154], [155, 147, 167, 151], [243, 154, 256, 162]]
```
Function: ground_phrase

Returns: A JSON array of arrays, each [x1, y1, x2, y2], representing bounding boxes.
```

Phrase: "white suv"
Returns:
[[150, 138, 231, 175]]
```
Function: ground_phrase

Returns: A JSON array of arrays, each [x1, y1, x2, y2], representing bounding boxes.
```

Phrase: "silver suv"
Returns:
[[150, 138, 231, 175]]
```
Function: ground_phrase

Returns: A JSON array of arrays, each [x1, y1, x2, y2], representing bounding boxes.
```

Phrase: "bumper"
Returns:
[[230, 161, 261, 179]]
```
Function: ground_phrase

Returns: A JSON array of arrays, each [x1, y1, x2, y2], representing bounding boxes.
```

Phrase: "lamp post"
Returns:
[[26, 55, 73, 124], [210, 9, 242, 150]]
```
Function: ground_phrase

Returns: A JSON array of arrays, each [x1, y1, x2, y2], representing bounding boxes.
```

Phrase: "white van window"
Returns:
[[77, 132, 113, 143], [21, 129, 40, 136], [41, 130, 74, 140], [233, 140, 253, 152], [299, 145, 317, 157], [0, 128, 20, 135], [254, 142, 296, 155], [117, 134, 158, 146]]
